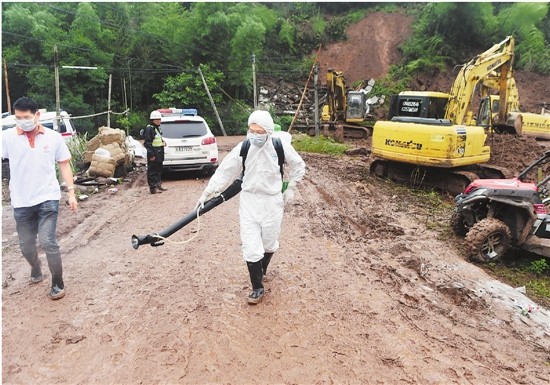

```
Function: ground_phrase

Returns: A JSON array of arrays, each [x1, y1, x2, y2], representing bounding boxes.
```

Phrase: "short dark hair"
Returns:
[[13, 97, 39, 114]]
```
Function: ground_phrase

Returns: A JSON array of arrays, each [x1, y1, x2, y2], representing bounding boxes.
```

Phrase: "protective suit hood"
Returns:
[[248, 110, 274, 136]]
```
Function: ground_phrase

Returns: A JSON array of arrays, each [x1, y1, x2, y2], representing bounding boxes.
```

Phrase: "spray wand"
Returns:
[[131, 173, 243, 249]]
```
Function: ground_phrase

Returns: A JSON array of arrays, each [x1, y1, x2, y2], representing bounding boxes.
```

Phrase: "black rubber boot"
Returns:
[[50, 276, 65, 300], [157, 184, 167, 191], [246, 260, 264, 304], [30, 258, 43, 284], [262, 252, 274, 276]]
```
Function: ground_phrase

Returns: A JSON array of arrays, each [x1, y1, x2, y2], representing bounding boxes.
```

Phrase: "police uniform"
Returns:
[[143, 122, 165, 193]]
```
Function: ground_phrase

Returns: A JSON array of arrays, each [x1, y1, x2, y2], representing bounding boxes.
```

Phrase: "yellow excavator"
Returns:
[[319, 69, 376, 139], [476, 75, 550, 138], [370, 36, 547, 195]]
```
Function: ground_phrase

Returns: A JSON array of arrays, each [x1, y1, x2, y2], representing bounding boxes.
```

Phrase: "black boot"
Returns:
[[50, 276, 65, 300], [30, 259, 43, 284], [246, 260, 264, 304], [261, 252, 274, 276], [157, 184, 167, 191]]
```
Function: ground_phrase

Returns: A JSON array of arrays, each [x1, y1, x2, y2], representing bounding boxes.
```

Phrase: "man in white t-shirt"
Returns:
[[2, 97, 78, 300]]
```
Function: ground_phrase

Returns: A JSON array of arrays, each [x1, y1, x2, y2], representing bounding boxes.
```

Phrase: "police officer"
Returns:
[[144, 110, 166, 194]]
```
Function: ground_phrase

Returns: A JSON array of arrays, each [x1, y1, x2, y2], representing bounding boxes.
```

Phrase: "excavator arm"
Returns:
[[480, 75, 520, 112], [323, 69, 347, 122], [445, 36, 515, 125]]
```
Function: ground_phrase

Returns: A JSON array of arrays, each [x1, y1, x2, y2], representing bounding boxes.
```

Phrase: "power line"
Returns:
[[5, 62, 308, 75], [3, 30, 309, 76], [1, 31, 185, 70], [6, 62, 187, 74]]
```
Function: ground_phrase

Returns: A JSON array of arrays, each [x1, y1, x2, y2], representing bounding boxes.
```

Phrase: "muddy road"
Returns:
[[2, 136, 550, 384]]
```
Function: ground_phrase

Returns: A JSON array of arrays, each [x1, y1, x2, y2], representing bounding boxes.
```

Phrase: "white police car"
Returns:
[[157, 108, 219, 174]]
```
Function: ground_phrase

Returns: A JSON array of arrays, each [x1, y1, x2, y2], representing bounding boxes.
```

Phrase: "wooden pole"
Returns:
[[3, 59, 11, 114], [198, 66, 227, 136], [123, 78, 128, 136], [252, 52, 257, 109], [107, 74, 112, 128], [54, 45, 61, 132], [288, 43, 322, 133], [314, 64, 319, 139]]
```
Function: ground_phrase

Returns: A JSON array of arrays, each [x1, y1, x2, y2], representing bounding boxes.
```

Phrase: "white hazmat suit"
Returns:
[[197, 111, 306, 264]]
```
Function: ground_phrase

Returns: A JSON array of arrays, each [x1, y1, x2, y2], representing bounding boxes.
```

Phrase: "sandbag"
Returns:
[[98, 126, 126, 145], [86, 135, 101, 152], [88, 154, 117, 178], [83, 151, 94, 163], [101, 142, 126, 165]]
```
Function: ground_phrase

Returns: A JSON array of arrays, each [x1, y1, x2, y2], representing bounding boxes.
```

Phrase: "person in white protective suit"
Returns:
[[195, 110, 306, 304]]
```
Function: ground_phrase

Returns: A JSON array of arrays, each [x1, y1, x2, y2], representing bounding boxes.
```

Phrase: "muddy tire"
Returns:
[[465, 218, 511, 263], [450, 209, 468, 237]]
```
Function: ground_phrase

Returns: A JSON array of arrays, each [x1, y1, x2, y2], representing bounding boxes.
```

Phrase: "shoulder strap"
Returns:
[[239, 138, 284, 179], [240, 139, 251, 176], [272, 137, 285, 179]]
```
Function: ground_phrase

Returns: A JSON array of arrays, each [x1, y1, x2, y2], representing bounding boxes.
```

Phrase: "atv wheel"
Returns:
[[465, 218, 511, 263], [450, 209, 468, 237]]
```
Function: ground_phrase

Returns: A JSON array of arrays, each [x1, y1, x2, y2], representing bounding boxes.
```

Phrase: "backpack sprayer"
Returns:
[[131, 173, 243, 249], [131, 137, 287, 250]]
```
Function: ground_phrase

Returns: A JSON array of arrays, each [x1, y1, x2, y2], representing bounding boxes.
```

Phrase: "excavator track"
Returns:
[[370, 160, 507, 196], [316, 123, 372, 140]]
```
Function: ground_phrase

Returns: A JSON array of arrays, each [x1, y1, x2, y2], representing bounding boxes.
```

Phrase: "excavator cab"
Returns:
[[477, 95, 524, 135], [476, 96, 499, 128], [346, 91, 368, 122], [388, 92, 450, 120]]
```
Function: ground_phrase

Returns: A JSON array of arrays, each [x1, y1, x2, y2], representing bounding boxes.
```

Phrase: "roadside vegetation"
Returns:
[[487, 252, 550, 309], [65, 133, 89, 174], [292, 134, 349, 155]]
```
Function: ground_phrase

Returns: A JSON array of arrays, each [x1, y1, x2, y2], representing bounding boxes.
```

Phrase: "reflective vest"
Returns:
[[150, 125, 163, 147]]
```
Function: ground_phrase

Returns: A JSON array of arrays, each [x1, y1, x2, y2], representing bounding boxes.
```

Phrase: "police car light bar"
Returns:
[[157, 108, 198, 116]]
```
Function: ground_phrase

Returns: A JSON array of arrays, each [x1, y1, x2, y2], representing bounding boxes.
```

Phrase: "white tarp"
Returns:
[[126, 135, 146, 158]]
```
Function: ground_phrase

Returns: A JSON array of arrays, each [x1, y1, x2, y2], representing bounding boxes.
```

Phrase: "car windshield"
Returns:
[[161, 121, 208, 138]]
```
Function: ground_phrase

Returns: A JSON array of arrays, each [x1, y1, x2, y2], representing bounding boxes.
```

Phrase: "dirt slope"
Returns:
[[316, 11, 414, 84]]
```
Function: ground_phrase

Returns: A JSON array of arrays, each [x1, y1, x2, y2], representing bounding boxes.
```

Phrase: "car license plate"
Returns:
[[176, 146, 193, 152]]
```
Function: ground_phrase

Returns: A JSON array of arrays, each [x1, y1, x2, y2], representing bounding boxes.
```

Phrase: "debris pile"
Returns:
[[257, 75, 384, 131], [83, 126, 134, 178]]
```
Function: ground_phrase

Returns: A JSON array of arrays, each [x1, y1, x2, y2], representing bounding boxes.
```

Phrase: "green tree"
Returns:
[[402, 2, 497, 73], [153, 64, 225, 134], [496, 2, 550, 74]]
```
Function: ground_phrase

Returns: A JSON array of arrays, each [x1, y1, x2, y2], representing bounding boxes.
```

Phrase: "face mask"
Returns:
[[18, 119, 37, 132], [247, 132, 268, 147]]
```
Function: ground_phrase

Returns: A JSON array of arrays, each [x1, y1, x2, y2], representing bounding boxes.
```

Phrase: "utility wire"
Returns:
[[2, 31, 186, 71], [5, 61, 308, 75]]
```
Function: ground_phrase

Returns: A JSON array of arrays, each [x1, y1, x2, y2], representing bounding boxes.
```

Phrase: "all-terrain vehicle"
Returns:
[[451, 150, 550, 262]]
